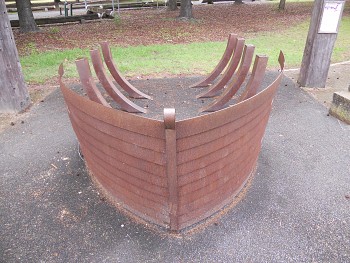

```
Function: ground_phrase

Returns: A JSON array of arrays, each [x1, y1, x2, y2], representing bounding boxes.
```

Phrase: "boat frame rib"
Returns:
[[75, 58, 111, 108], [100, 41, 152, 100], [237, 55, 269, 102], [197, 38, 245, 99], [190, 33, 238, 88], [90, 49, 147, 113], [200, 44, 255, 112]]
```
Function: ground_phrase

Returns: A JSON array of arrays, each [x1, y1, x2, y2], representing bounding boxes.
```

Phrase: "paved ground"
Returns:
[[7, 9, 88, 21], [1, 70, 350, 262], [284, 61, 350, 108], [6, 0, 260, 21]]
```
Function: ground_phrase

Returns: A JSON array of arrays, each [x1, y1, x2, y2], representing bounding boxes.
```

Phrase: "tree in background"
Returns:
[[179, 0, 193, 19], [54, 0, 61, 9], [168, 0, 178, 11], [0, 1, 30, 113], [15, 0, 39, 32], [279, 0, 286, 10]]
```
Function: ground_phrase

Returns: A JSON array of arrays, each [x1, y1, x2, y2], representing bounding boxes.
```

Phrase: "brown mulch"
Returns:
[[13, 2, 319, 56]]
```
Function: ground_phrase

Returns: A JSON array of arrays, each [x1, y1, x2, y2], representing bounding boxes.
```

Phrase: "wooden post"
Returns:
[[164, 108, 179, 232], [298, 0, 345, 88], [0, 1, 30, 113]]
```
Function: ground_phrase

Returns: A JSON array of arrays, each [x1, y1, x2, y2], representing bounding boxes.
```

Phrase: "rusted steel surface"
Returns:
[[190, 34, 237, 88], [59, 45, 285, 232], [164, 108, 179, 231], [238, 55, 268, 102], [89, 49, 147, 113], [175, 53, 284, 229], [75, 59, 111, 108], [59, 66, 169, 227], [197, 38, 245, 99], [100, 41, 152, 100], [200, 44, 255, 112]]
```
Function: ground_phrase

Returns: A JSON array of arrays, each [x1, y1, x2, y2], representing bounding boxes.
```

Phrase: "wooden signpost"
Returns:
[[298, 0, 345, 88]]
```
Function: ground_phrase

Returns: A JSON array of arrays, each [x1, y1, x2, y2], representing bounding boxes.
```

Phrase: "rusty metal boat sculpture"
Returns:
[[58, 37, 284, 232]]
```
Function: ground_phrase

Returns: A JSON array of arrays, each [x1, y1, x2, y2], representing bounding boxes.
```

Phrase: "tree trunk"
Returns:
[[0, 1, 30, 113], [54, 0, 61, 9], [279, 0, 286, 10], [15, 0, 39, 33], [167, 0, 178, 11], [179, 0, 192, 19]]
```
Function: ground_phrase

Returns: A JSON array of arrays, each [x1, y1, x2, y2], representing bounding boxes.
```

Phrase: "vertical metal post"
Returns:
[[164, 108, 179, 232], [64, 1, 68, 17], [70, 3, 73, 16], [117, 0, 120, 16]]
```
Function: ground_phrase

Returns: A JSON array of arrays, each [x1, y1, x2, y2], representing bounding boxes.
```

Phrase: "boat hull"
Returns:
[[59, 71, 282, 232]]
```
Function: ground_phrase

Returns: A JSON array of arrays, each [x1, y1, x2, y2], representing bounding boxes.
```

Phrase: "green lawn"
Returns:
[[20, 16, 350, 84]]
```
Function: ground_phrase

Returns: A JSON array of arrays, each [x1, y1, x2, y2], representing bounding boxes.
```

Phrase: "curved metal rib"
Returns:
[[100, 41, 152, 100], [237, 55, 268, 103], [190, 33, 238, 88], [197, 38, 245, 99], [90, 49, 147, 114], [74, 59, 111, 108], [200, 44, 255, 112]]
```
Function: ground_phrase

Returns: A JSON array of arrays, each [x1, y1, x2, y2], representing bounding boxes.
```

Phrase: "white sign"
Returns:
[[319, 1, 344, 33]]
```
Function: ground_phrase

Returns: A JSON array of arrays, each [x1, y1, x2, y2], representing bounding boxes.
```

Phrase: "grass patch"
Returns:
[[20, 48, 89, 83], [247, 16, 350, 68], [20, 16, 350, 83], [332, 16, 350, 61], [111, 42, 225, 76], [246, 21, 310, 69]]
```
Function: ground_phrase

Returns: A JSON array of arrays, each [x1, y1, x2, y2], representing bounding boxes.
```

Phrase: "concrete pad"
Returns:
[[329, 91, 350, 124], [284, 61, 350, 108]]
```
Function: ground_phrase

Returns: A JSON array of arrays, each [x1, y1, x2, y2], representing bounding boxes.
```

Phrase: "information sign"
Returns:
[[319, 1, 345, 33]]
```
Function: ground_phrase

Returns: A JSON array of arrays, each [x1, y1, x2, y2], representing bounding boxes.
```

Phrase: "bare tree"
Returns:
[[15, 0, 39, 33], [178, 0, 192, 19], [0, 1, 30, 113]]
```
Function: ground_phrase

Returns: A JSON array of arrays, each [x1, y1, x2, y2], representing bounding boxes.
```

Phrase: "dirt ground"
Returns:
[[13, 2, 319, 55], [10, 2, 318, 105]]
